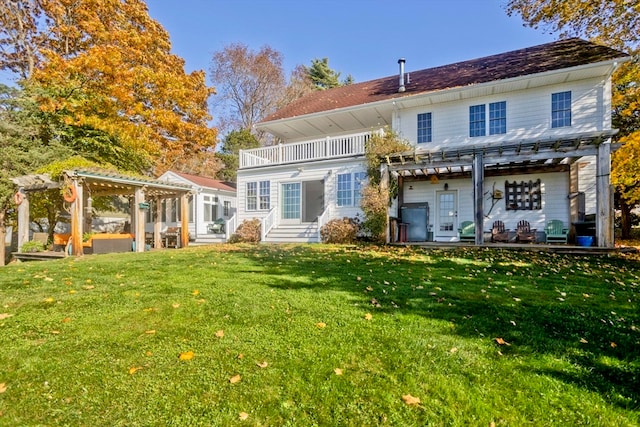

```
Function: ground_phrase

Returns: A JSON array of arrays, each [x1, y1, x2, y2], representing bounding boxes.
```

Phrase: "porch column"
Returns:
[[472, 154, 484, 245], [596, 139, 614, 248], [134, 187, 146, 252], [154, 197, 162, 249], [16, 189, 29, 252], [180, 193, 190, 248], [569, 162, 580, 223], [71, 180, 84, 256], [380, 164, 390, 244]]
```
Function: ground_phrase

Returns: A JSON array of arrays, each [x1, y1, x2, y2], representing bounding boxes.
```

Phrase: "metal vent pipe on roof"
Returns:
[[398, 58, 406, 93]]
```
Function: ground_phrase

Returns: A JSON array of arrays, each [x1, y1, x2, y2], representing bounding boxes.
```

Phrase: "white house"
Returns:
[[236, 39, 630, 247], [151, 171, 237, 243]]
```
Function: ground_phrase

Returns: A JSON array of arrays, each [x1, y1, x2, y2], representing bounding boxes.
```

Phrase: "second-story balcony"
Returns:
[[239, 131, 374, 169]]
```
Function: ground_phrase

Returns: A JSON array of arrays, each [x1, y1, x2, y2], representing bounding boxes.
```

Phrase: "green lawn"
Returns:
[[0, 244, 638, 426]]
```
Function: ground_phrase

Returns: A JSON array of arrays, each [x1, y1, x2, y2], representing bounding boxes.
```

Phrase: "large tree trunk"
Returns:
[[619, 197, 632, 240]]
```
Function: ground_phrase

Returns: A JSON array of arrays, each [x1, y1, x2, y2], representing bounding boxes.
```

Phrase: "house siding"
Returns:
[[396, 77, 608, 149]]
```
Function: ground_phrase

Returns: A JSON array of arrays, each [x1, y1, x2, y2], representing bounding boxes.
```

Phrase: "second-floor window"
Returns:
[[337, 172, 367, 207], [417, 112, 432, 143], [247, 181, 270, 211], [489, 101, 506, 135], [470, 101, 507, 137], [469, 104, 486, 137], [552, 91, 571, 128]]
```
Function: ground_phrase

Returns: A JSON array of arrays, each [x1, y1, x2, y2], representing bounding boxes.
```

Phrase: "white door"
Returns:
[[436, 191, 457, 239]]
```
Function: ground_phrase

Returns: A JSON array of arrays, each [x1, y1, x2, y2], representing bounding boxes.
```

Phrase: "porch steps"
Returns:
[[263, 223, 319, 243], [192, 234, 226, 245]]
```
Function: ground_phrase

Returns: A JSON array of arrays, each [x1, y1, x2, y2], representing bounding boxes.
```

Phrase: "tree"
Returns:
[[0, 84, 71, 265], [216, 129, 260, 182], [278, 64, 315, 110], [209, 43, 286, 139], [505, 0, 640, 238], [305, 58, 353, 90], [0, 0, 217, 175]]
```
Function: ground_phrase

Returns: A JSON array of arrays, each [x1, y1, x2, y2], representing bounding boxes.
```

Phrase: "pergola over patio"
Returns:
[[12, 169, 193, 256]]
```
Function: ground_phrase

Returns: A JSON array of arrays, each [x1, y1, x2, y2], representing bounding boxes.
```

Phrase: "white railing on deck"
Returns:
[[261, 207, 277, 241], [225, 214, 237, 241], [316, 206, 331, 243], [240, 131, 373, 169]]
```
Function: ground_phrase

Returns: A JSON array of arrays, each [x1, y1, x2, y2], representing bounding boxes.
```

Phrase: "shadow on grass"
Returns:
[[238, 244, 639, 411]]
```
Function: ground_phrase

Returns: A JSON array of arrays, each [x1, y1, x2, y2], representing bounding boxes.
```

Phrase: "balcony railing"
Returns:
[[239, 131, 374, 169]]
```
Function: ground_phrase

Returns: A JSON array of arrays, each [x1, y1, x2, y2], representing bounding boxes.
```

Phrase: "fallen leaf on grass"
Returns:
[[239, 412, 249, 420], [192, 289, 200, 296], [0, 383, 6, 393], [256, 361, 268, 368], [172, 303, 180, 308], [237, 353, 244, 359], [51, 330, 60, 335], [316, 322, 326, 329], [128, 366, 142, 375], [44, 297, 54, 303], [402, 394, 421, 405], [611, 342, 617, 348], [145, 330, 156, 335], [229, 374, 241, 384], [61, 317, 71, 323], [334, 368, 343, 375], [215, 330, 224, 338], [580, 338, 589, 344], [0, 313, 13, 320], [364, 313, 373, 321], [495, 338, 511, 346], [450, 347, 458, 353], [179, 351, 194, 361]]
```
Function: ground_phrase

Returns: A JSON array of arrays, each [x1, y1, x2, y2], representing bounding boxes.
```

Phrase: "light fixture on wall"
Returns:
[[444, 183, 449, 190], [408, 185, 413, 190]]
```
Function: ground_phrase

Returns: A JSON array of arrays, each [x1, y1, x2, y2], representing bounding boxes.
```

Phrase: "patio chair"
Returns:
[[207, 218, 225, 234], [516, 220, 536, 243], [491, 220, 510, 243], [458, 221, 475, 242], [544, 220, 568, 243]]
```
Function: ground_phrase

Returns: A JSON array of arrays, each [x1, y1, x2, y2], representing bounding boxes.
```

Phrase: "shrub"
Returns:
[[228, 218, 262, 243], [320, 217, 359, 243], [359, 184, 389, 243], [20, 240, 45, 253]]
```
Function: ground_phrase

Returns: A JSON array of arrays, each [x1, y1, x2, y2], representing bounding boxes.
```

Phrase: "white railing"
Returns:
[[316, 206, 331, 243], [240, 131, 373, 169], [261, 207, 277, 241], [225, 214, 237, 241]]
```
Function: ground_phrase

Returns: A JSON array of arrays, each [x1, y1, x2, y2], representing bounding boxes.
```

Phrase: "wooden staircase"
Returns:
[[263, 223, 319, 243]]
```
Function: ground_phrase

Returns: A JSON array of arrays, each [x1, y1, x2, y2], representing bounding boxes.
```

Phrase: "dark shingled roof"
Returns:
[[262, 38, 627, 123]]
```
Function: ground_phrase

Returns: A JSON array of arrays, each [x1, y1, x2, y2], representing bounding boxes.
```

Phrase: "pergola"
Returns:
[[381, 130, 617, 247], [12, 169, 193, 256]]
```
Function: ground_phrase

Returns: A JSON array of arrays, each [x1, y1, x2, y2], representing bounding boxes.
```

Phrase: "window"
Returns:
[[203, 195, 218, 221], [223, 201, 230, 217], [337, 172, 367, 207], [552, 91, 571, 128], [417, 112, 432, 143], [505, 179, 541, 210], [246, 181, 270, 211], [469, 104, 486, 137], [489, 101, 506, 135], [259, 181, 270, 210]]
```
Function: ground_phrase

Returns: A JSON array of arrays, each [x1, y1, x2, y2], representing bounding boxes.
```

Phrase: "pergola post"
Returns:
[[16, 189, 29, 252], [134, 187, 146, 252], [596, 139, 614, 248], [154, 197, 162, 249], [71, 180, 84, 256], [472, 153, 484, 245], [180, 193, 190, 248]]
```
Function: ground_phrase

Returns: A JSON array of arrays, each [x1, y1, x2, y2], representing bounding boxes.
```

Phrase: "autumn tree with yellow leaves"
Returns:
[[505, 0, 640, 238], [0, 0, 217, 175]]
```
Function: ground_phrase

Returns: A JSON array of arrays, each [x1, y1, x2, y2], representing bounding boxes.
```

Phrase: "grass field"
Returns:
[[0, 244, 638, 426]]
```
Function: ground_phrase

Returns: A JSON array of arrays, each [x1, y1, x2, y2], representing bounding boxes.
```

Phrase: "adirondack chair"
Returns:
[[207, 218, 225, 234], [491, 220, 510, 243], [544, 220, 568, 243], [458, 221, 475, 242], [516, 220, 536, 243]]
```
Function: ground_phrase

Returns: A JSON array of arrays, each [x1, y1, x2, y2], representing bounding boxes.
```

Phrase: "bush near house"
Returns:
[[228, 218, 261, 243], [320, 217, 359, 243]]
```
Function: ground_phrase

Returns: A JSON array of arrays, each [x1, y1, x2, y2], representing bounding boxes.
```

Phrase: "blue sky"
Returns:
[[145, 0, 558, 85], [1, 1, 558, 98]]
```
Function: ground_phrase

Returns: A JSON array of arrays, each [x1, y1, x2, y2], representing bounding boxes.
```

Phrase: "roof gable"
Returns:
[[262, 38, 628, 123], [162, 171, 237, 193]]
